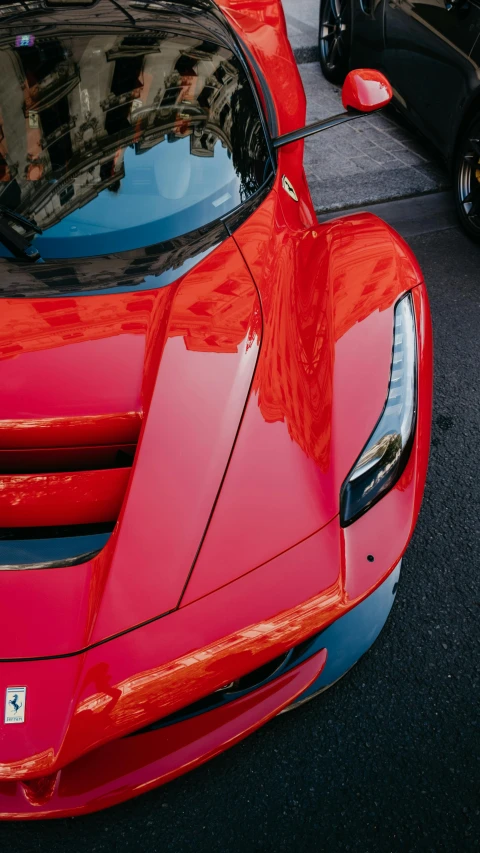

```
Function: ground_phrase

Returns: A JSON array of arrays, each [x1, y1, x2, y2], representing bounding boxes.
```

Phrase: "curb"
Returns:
[[315, 185, 452, 218], [314, 190, 458, 240], [293, 46, 318, 64]]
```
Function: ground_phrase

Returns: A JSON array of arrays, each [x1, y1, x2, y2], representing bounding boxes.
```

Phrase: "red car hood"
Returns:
[[0, 0, 303, 662], [0, 235, 261, 659]]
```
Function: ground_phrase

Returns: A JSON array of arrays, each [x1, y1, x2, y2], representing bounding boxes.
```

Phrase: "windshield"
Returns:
[[0, 27, 272, 259]]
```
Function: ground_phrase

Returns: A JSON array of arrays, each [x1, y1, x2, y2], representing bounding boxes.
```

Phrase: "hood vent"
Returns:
[[0, 443, 136, 474], [0, 432, 139, 569], [0, 523, 113, 570]]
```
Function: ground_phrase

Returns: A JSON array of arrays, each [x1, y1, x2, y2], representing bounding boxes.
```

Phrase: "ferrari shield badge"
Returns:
[[282, 175, 298, 202], [4, 687, 26, 724]]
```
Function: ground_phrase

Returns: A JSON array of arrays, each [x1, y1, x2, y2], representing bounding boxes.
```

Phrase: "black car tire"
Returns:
[[318, 0, 351, 84], [454, 113, 480, 244]]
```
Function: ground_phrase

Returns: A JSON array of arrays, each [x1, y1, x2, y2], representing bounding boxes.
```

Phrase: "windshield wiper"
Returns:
[[0, 206, 43, 263], [0, 205, 42, 234]]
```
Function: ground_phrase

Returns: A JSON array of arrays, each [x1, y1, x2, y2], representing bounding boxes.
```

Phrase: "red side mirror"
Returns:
[[342, 69, 393, 113]]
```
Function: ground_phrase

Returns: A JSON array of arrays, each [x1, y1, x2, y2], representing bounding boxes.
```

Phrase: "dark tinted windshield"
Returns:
[[0, 27, 272, 258]]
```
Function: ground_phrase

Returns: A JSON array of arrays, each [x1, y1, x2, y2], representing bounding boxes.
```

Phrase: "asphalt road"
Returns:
[[2, 215, 479, 852]]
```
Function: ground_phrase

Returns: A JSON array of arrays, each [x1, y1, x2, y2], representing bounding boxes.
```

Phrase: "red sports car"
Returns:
[[0, 0, 432, 818]]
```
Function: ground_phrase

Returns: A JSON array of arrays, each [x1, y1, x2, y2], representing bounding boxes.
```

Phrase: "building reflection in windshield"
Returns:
[[0, 25, 269, 243]]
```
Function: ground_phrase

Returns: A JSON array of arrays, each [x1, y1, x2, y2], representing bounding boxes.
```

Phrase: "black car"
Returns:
[[318, 0, 480, 241]]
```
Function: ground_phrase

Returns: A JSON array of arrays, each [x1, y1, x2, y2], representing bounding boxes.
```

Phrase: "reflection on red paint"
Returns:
[[88, 238, 262, 642], [0, 236, 261, 655], [181, 180, 425, 604], [0, 520, 341, 779], [220, 1, 307, 134], [0, 468, 130, 528]]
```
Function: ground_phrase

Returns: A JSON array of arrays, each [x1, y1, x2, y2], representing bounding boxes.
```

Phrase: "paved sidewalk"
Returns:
[[282, 0, 318, 63], [281, 1, 451, 212]]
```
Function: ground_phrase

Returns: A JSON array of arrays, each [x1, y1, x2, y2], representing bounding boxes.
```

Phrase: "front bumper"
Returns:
[[0, 560, 400, 819]]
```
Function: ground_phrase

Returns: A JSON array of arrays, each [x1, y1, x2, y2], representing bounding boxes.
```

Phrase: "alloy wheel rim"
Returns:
[[458, 138, 480, 230], [320, 0, 348, 70]]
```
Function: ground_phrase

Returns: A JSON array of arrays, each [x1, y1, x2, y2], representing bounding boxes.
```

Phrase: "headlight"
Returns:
[[340, 292, 417, 527]]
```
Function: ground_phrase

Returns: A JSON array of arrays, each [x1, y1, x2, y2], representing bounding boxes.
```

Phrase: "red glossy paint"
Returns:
[[342, 69, 393, 113], [0, 0, 433, 819], [219, 0, 306, 137], [0, 519, 341, 781], [0, 413, 141, 450], [182, 196, 424, 603], [0, 649, 327, 818], [0, 468, 129, 527], [0, 294, 150, 445], [88, 238, 261, 642], [0, 236, 260, 658]]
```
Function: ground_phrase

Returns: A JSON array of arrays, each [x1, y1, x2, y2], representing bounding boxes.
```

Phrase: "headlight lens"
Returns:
[[340, 292, 417, 527]]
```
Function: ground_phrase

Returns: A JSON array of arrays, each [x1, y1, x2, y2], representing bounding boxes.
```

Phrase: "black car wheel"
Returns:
[[318, 0, 351, 84], [455, 115, 480, 243]]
